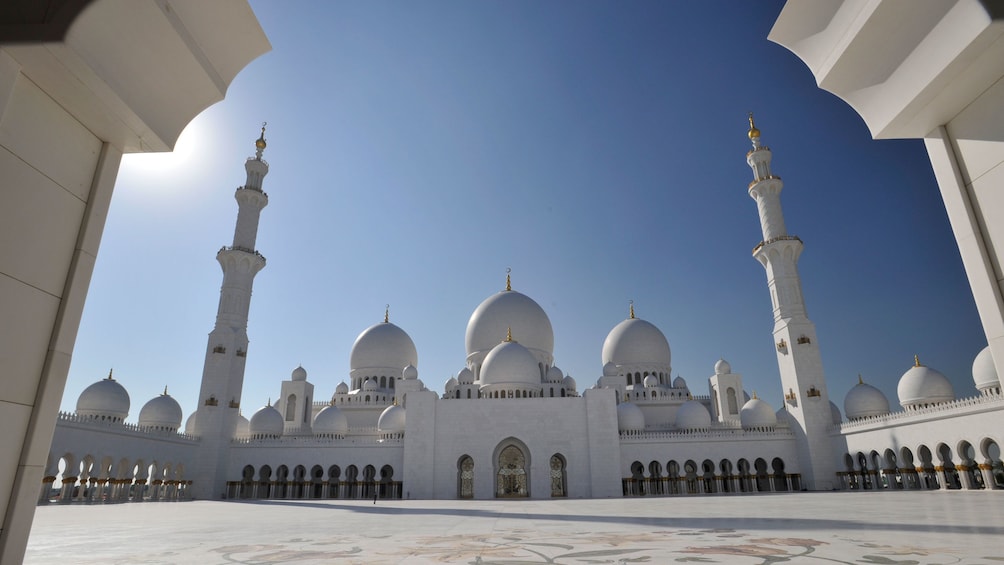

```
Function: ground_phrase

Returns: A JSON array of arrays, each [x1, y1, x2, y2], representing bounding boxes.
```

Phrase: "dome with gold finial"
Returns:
[[465, 270, 554, 367], [747, 112, 760, 140], [255, 122, 267, 150], [897, 355, 954, 409]]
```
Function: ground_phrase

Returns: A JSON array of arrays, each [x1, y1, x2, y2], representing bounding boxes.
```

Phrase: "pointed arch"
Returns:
[[494, 438, 530, 498]]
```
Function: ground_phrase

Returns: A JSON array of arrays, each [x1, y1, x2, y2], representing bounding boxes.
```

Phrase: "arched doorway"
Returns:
[[495, 441, 529, 498], [550, 454, 567, 497], [457, 456, 474, 499]]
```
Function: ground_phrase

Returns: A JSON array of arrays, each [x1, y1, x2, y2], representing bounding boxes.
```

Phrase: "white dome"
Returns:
[[291, 365, 307, 381], [616, 402, 645, 432], [672, 376, 688, 389], [76, 373, 130, 421], [235, 413, 250, 438], [643, 374, 659, 387], [445, 376, 459, 390], [248, 404, 284, 437], [602, 361, 618, 377], [350, 321, 417, 374], [829, 401, 842, 425], [466, 290, 554, 362], [973, 346, 999, 391], [897, 358, 955, 408], [714, 358, 732, 375], [184, 410, 199, 435], [563, 374, 577, 391], [313, 405, 348, 436], [362, 378, 379, 391], [480, 340, 542, 387], [675, 399, 711, 430], [335, 381, 349, 395], [740, 397, 777, 428], [402, 364, 419, 380], [457, 367, 475, 385], [601, 318, 671, 369], [844, 378, 890, 419], [546, 365, 563, 383], [378, 404, 406, 433], [137, 391, 182, 431]]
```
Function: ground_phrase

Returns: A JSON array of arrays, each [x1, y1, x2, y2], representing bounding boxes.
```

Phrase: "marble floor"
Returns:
[[24, 491, 1004, 564]]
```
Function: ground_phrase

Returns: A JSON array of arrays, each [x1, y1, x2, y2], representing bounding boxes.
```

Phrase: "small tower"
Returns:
[[708, 358, 743, 423], [192, 125, 271, 498], [746, 115, 834, 490], [279, 366, 315, 435]]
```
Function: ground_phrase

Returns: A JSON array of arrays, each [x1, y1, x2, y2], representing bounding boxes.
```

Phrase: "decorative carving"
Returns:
[[236, 348, 246, 358], [213, 345, 226, 354], [797, 335, 811, 345], [806, 386, 821, 398], [228, 399, 240, 409], [776, 339, 787, 353], [205, 396, 219, 407]]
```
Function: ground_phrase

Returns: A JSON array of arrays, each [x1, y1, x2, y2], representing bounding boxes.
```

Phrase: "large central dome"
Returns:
[[350, 321, 418, 372], [601, 317, 672, 369], [466, 289, 554, 365]]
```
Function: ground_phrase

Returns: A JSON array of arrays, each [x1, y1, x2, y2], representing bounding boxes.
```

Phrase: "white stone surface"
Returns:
[[25, 492, 1004, 564]]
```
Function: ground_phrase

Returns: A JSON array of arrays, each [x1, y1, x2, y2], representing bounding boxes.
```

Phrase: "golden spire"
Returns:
[[107, 368, 114, 380], [384, 304, 389, 323], [747, 112, 760, 140], [267, 397, 271, 406], [255, 122, 267, 151], [858, 374, 863, 385], [505, 267, 512, 291], [752, 390, 758, 400], [505, 327, 513, 342], [914, 354, 922, 367], [163, 386, 169, 395], [629, 300, 635, 319]]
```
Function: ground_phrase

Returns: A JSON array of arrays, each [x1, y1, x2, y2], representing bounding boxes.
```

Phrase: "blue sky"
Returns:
[[61, 1, 985, 422]]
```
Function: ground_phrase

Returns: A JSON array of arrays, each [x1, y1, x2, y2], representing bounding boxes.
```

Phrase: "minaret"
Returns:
[[746, 115, 835, 490], [192, 125, 270, 498]]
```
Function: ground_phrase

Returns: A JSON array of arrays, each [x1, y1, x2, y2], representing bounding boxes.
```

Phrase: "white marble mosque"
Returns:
[[42, 116, 1004, 507]]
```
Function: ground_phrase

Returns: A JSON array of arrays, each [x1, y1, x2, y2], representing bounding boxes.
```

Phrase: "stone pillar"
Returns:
[[37, 477, 55, 505], [958, 466, 976, 490], [980, 464, 1000, 490]]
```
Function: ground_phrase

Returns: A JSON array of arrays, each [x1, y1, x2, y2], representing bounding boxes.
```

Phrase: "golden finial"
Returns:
[[107, 368, 114, 380], [752, 390, 758, 400], [629, 300, 635, 319], [266, 397, 271, 406], [505, 327, 513, 342], [505, 267, 512, 291], [747, 112, 760, 140], [255, 122, 267, 151], [914, 354, 921, 367], [163, 386, 168, 395], [384, 304, 390, 323], [858, 374, 863, 385]]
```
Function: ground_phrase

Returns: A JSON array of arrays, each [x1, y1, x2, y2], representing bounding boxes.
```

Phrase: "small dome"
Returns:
[[76, 372, 130, 421], [672, 376, 688, 389], [235, 413, 250, 438], [973, 346, 999, 391], [466, 289, 554, 362], [616, 402, 645, 432], [378, 404, 406, 434], [248, 403, 283, 437], [675, 399, 711, 430], [563, 375, 577, 391], [446, 376, 459, 390], [602, 361, 618, 377], [643, 374, 659, 388], [844, 378, 890, 419], [457, 367, 475, 385], [313, 404, 349, 436], [829, 401, 842, 425], [546, 365, 563, 383], [740, 397, 777, 428], [137, 391, 183, 431], [362, 378, 379, 392], [291, 365, 307, 381], [480, 340, 541, 388], [335, 381, 349, 395], [897, 357, 954, 408], [714, 358, 732, 375], [402, 364, 419, 380], [350, 321, 417, 374], [602, 317, 672, 369], [184, 410, 199, 435]]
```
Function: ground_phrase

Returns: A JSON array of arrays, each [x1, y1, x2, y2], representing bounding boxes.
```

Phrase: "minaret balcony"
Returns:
[[746, 145, 771, 157], [748, 175, 782, 189], [752, 234, 802, 254], [237, 185, 268, 197], [217, 245, 267, 267]]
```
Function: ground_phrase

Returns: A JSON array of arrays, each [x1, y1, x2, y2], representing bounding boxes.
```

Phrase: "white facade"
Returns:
[[44, 120, 1004, 512]]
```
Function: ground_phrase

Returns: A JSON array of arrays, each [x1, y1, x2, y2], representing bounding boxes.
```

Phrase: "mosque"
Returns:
[[44, 117, 1004, 505]]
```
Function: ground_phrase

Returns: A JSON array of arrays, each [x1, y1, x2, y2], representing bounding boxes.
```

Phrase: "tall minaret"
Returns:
[[746, 115, 835, 490], [192, 125, 270, 498]]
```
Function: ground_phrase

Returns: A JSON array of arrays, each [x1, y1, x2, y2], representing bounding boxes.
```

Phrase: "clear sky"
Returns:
[[61, 1, 985, 423]]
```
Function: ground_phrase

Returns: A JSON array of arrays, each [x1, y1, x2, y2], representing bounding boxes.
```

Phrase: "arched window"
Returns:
[[726, 387, 738, 414], [496, 442, 529, 498], [285, 394, 296, 421], [303, 396, 310, 423], [458, 455, 474, 499], [550, 454, 567, 497], [380, 376, 387, 388]]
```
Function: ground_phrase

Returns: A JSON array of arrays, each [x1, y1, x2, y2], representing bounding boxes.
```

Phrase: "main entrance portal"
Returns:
[[496, 444, 528, 498]]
